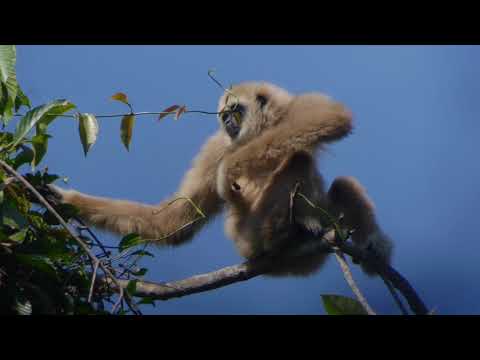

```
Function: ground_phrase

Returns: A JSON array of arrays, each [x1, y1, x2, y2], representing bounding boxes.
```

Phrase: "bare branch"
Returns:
[[337, 240, 428, 315], [333, 250, 376, 315], [88, 261, 99, 304], [102, 230, 428, 315]]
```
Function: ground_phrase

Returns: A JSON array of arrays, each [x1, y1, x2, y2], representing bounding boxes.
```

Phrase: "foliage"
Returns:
[[0, 46, 155, 314]]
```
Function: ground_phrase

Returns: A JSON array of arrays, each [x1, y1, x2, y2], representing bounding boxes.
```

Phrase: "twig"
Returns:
[[13, 110, 228, 119], [333, 250, 376, 315], [380, 274, 409, 315], [337, 240, 428, 315], [0, 159, 140, 315], [74, 217, 111, 263], [88, 261, 99, 303]]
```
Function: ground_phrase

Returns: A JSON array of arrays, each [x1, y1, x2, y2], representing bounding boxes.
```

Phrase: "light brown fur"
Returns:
[[52, 81, 392, 276]]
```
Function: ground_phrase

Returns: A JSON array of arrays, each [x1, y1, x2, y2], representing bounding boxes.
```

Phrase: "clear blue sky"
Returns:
[[15, 45, 480, 314]]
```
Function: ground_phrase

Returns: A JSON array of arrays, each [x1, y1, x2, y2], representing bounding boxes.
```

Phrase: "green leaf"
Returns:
[[16, 254, 58, 279], [119, 233, 144, 252], [0, 45, 15, 84], [12, 146, 34, 170], [11, 99, 76, 148], [77, 113, 99, 156], [130, 250, 154, 258], [111, 92, 129, 105], [131, 267, 148, 277], [126, 279, 138, 295], [24, 171, 42, 187], [321, 294, 368, 315], [31, 133, 51, 168], [15, 297, 33, 315], [14, 85, 31, 112], [9, 228, 28, 243], [0, 132, 13, 147], [137, 297, 156, 307], [42, 173, 60, 184], [43, 203, 78, 225], [120, 114, 135, 151], [0, 72, 18, 124], [75, 302, 96, 315], [0, 46, 17, 125], [1, 197, 28, 229]]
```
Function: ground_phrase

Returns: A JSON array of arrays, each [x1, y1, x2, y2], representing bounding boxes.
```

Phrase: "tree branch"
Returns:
[[103, 230, 429, 315], [333, 250, 376, 315]]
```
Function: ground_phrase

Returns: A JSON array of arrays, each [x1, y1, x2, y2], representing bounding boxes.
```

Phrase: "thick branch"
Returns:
[[104, 231, 428, 315]]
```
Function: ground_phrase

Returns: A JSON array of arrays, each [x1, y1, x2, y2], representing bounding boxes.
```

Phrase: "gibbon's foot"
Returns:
[[358, 230, 393, 276]]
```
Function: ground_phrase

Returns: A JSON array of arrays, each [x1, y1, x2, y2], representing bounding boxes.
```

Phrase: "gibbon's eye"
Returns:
[[222, 103, 246, 139], [231, 103, 246, 116], [221, 111, 230, 123], [256, 94, 268, 108]]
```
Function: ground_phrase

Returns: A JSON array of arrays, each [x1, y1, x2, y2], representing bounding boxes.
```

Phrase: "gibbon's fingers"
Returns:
[[327, 176, 393, 275]]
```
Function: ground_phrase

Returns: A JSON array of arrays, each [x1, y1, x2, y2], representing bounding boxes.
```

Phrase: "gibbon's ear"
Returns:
[[256, 94, 268, 109]]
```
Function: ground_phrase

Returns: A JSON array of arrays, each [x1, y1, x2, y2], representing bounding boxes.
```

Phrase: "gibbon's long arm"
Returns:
[[54, 132, 228, 245], [224, 94, 353, 179]]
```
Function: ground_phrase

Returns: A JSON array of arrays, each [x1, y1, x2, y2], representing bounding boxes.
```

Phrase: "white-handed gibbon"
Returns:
[[50, 82, 393, 276]]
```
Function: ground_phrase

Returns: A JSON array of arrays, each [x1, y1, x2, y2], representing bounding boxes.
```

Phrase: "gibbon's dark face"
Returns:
[[221, 102, 246, 139], [217, 82, 293, 141]]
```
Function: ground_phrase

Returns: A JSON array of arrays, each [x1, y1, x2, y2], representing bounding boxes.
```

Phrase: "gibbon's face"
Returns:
[[217, 82, 292, 143]]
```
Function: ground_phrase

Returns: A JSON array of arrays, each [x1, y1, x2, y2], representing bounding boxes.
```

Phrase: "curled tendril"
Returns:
[[207, 69, 240, 109]]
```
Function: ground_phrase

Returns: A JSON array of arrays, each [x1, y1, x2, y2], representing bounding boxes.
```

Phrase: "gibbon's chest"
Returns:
[[216, 159, 271, 210]]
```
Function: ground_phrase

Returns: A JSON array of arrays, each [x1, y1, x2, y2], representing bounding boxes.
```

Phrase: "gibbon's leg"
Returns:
[[51, 132, 229, 246], [327, 176, 393, 275], [222, 94, 353, 183]]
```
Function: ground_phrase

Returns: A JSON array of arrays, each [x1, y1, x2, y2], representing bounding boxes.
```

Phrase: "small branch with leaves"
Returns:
[[0, 159, 140, 315], [7, 70, 240, 160]]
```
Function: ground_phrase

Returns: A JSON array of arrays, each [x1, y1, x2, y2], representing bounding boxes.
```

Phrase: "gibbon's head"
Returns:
[[217, 82, 292, 143]]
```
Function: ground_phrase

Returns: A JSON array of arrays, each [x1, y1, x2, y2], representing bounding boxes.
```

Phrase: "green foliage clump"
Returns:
[[0, 45, 152, 315]]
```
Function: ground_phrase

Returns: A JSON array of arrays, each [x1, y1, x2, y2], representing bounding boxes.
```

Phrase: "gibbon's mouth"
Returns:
[[222, 105, 245, 139], [223, 113, 241, 139]]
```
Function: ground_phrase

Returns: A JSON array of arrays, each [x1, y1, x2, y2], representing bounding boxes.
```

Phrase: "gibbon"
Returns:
[[50, 82, 393, 276]]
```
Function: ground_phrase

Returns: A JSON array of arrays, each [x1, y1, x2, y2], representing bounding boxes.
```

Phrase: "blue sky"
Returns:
[[15, 45, 480, 314]]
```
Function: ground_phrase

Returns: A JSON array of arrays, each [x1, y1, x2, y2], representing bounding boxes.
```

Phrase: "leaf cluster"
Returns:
[[0, 46, 157, 314]]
